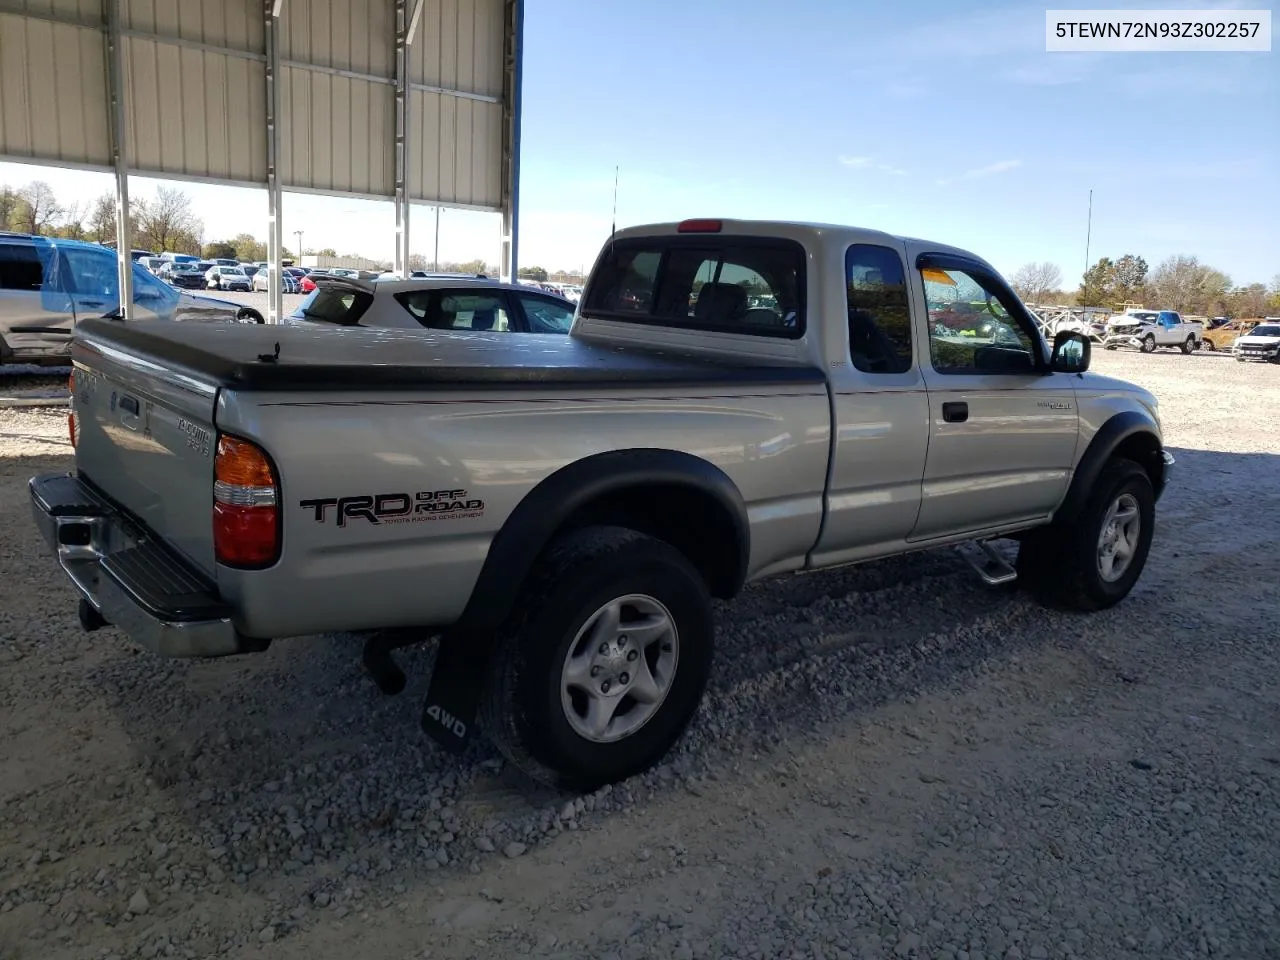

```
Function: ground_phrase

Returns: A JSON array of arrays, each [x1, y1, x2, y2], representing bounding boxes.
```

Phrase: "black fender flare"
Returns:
[[1054, 410, 1166, 523], [456, 447, 749, 634], [420, 448, 749, 754]]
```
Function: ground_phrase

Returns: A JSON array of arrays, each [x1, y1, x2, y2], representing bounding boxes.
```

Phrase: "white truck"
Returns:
[[1103, 308, 1204, 354], [30, 218, 1173, 790]]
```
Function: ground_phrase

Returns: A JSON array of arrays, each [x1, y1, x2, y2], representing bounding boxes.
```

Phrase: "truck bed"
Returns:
[[73, 318, 826, 391]]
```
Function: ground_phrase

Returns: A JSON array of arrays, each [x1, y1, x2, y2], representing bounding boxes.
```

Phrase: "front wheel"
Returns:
[[480, 525, 714, 790], [1017, 458, 1155, 611], [1140, 334, 1156, 354]]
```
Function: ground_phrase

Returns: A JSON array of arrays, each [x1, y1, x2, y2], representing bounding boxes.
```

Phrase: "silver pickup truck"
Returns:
[[30, 219, 1173, 789]]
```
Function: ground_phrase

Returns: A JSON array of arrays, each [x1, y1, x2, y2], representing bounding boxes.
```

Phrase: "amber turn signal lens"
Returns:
[[215, 435, 276, 487]]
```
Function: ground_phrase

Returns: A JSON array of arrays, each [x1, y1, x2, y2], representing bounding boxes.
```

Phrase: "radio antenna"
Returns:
[[609, 165, 619, 256]]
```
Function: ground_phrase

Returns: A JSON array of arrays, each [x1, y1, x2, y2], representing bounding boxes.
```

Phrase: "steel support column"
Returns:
[[105, 0, 133, 317], [499, 0, 523, 282], [264, 0, 284, 323], [393, 0, 411, 277]]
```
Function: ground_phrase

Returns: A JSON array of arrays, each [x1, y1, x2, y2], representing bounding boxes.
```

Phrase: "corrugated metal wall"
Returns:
[[407, 0, 503, 207], [0, 0, 510, 211]]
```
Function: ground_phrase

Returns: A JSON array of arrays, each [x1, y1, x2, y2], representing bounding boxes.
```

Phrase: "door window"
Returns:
[[0, 243, 56, 292], [396, 290, 511, 331], [921, 264, 1038, 374], [61, 246, 120, 299], [518, 293, 575, 333], [846, 244, 913, 374]]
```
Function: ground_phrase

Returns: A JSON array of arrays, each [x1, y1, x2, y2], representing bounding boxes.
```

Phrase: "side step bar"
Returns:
[[955, 540, 1018, 586]]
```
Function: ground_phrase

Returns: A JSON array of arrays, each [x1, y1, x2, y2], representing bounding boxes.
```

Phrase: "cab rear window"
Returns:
[[583, 238, 804, 338]]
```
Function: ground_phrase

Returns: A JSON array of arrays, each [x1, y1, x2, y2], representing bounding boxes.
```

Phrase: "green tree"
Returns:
[[315, 247, 338, 258], [517, 265, 548, 282], [1269, 274, 1280, 311], [0, 186, 19, 231], [202, 240, 237, 260], [231, 233, 267, 262], [1111, 254, 1148, 303], [1078, 257, 1115, 307]]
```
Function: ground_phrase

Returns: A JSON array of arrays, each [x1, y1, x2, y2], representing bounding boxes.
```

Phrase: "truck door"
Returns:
[[809, 241, 929, 566], [0, 239, 75, 361], [906, 251, 1079, 542]]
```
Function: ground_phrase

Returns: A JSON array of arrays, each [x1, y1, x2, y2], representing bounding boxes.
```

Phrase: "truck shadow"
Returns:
[[8, 444, 1278, 917]]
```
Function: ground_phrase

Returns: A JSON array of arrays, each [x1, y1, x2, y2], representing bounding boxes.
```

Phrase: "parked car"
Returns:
[[0, 232, 262, 364], [140, 257, 166, 276], [1201, 318, 1259, 352], [211, 258, 241, 268], [298, 274, 317, 294], [239, 264, 259, 282], [205, 265, 252, 292], [1232, 321, 1280, 363], [251, 269, 300, 294], [287, 275, 577, 334], [163, 261, 208, 290], [1103, 309, 1203, 354], [30, 218, 1171, 789], [327, 268, 359, 279]]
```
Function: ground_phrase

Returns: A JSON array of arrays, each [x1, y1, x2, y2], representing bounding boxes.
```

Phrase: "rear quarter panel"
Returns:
[[214, 384, 831, 639]]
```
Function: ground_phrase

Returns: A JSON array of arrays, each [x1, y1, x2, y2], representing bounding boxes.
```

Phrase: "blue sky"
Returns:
[[2, 0, 1276, 285]]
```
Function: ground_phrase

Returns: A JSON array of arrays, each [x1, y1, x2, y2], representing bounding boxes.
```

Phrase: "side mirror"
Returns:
[[1051, 330, 1090, 373]]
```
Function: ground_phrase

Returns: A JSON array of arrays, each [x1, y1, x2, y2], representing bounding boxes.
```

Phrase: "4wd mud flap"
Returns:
[[420, 629, 498, 754]]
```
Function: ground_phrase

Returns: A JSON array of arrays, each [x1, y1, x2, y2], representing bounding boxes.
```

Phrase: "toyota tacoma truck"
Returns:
[[29, 219, 1173, 790], [1103, 308, 1203, 354]]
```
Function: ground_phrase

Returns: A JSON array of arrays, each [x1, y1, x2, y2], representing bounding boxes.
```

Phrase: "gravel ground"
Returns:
[[1, 349, 1278, 960]]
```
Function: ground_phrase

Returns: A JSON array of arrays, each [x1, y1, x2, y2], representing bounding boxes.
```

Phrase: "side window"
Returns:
[[922, 265, 1038, 374], [518, 294, 575, 333], [588, 249, 661, 315], [846, 244, 913, 374], [0, 243, 54, 292], [132, 263, 178, 305], [397, 291, 511, 331], [61, 246, 120, 300]]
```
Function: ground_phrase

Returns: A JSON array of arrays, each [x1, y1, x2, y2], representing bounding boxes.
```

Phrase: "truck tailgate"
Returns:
[[73, 338, 220, 576]]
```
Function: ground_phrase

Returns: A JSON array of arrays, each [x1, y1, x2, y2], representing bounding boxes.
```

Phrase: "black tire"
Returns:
[[1180, 336, 1194, 355], [1140, 335, 1156, 354], [1017, 458, 1155, 612], [1203, 339, 1215, 352], [1104, 344, 1117, 351], [479, 525, 714, 791]]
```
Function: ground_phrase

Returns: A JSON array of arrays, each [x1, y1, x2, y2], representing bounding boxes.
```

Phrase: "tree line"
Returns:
[[1012, 254, 1279, 318]]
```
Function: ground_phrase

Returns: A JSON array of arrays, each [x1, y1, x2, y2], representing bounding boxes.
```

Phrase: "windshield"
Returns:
[[1248, 325, 1280, 337]]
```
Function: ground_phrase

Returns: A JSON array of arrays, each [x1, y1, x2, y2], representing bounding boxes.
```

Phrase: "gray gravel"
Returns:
[[1, 349, 1278, 960]]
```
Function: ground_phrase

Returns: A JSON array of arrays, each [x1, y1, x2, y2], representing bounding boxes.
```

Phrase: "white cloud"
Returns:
[[935, 159, 1023, 186], [839, 156, 909, 176]]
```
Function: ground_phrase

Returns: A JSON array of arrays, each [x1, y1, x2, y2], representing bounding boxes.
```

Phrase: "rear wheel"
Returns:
[[480, 525, 714, 790], [1017, 458, 1155, 611], [1180, 336, 1195, 355], [1202, 339, 1215, 352]]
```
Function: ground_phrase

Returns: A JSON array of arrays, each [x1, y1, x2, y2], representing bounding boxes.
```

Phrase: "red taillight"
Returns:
[[213, 434, 279, 567], [677, 218, 723, 233]]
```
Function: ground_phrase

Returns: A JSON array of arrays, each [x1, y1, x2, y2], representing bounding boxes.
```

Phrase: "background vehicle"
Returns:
[[211, 258, 240, 268], [1104, 309, 1203, 354], [159, 252, 199, 265], [205, 265, 252, 292], [161, 261, 207, 289], [31, 219, 1170, 790], [0, 232, 262, 364], [1201, 318, 1259, 352], [1233, 321, 1280, 363], [140, 256, 166, 276], [288, 276, 577, 333], [251, 269, 300, 294], [239, 263, 260, 283]]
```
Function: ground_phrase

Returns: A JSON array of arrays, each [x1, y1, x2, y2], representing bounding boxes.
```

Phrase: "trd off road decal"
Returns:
[[299, 489, 485, 527]]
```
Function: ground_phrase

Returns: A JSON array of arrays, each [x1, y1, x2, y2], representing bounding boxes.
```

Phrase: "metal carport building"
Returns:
[[0, 0, 522, 321]]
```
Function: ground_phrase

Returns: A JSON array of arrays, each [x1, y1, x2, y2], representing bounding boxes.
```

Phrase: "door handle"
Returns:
[[79, 299, 106, 307], [942, 401, 969, 423]]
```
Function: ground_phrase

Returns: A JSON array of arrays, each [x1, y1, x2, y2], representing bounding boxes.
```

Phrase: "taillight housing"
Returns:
[[213, 434, 280, 568]]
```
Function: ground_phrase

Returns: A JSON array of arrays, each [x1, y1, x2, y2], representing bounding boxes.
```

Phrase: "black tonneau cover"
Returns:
[[73, 318, 825, 393]]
